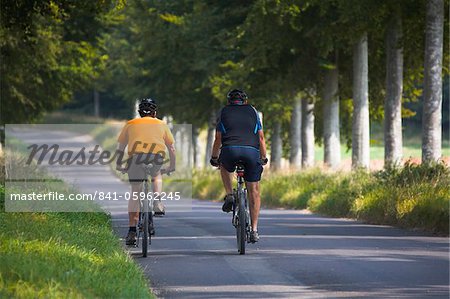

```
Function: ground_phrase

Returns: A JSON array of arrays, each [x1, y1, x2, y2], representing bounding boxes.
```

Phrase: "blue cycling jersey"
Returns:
[[216, 104, 262, 149]]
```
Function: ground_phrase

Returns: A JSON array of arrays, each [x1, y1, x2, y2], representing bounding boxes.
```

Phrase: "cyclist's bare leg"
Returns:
[[151, 172, 163, 215], [245, 181, 260, 231], [128, 182, 141, 227], [220, 167, 234, 194], [151, 172, 162, 193]]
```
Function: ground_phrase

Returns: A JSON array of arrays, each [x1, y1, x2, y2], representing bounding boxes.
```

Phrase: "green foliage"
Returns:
[[192, 169, 226, 200], [353, 161, 450, 233], [262, 170, 334, 209], [309, 170, 375, 217], [101, 0, 253, 126], [3, 0, 448, 155], [0, 0, 116, 124]]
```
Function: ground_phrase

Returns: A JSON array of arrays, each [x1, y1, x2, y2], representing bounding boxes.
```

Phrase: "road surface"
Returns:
[[8, 127, 450, 298]]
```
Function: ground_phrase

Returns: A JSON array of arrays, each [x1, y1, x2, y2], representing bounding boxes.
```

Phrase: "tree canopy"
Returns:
[[1, 0, 448, 153]]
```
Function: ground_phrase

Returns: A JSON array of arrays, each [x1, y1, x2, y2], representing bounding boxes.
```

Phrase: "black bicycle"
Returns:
[[123, 165, 171, 258], [232, 161, 251, 255]]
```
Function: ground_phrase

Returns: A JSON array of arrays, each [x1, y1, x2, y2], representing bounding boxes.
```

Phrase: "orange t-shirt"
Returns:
[[117, 117, 174, 156]]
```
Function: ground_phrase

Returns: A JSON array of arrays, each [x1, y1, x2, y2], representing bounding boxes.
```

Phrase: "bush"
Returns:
[[309, 171, 374, 217], [352, 161, 449, 234], [192, 169, 226, 200]]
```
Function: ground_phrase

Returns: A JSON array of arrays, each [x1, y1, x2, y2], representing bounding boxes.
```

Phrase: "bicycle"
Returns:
[[232, 161, 251, 255], [122, 165, 172, 258]]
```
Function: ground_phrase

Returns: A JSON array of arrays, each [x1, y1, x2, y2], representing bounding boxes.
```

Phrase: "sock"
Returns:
[[129, 226, 136, 232]]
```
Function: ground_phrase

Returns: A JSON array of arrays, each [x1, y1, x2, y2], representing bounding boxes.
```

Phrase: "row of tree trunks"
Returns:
[[202, 0, 444, 170]]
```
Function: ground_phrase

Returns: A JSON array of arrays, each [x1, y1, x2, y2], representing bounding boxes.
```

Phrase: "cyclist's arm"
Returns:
[[211, 131, 221, 158], [166, 142, 176, 171], [258, 130, 267, 159]]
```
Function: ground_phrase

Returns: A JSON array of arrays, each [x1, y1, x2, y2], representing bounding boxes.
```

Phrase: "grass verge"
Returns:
[[193, 162, 449, 235], [0, 155, 153, 298]]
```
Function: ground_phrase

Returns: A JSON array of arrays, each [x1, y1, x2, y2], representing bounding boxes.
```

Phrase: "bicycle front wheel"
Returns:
[[142, 211, 148, 257], [142, 182, 149, 257], [236, 189, 246, 255]]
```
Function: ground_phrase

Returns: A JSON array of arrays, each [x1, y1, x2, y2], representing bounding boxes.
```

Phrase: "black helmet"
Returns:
[[138, 98, 157, 116], [227, 89, 248, 104]]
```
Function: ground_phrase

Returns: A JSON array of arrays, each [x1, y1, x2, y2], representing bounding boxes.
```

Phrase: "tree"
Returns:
[[302, 97, 315, 168], [323, 58, 341, 168], [289, 97, 301, 168], [270, 121, 282, 170], [384, 7, 404, 167], [352, 33, 370, 169], [238, 1, 322, 169], [0, 0, 114, 124], [204, 109, 217, 166], [422, 0, 444, 163]]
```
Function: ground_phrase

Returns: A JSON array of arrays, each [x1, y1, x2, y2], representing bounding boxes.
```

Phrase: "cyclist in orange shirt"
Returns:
[[116, 98, 176, 245]]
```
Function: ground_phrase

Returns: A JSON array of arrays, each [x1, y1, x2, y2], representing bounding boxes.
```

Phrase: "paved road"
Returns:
[[8, 127, 450, 298], [118, 202, 449, 298]]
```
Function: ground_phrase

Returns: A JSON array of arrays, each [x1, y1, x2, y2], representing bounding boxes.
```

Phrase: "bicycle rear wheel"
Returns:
[[149, 196, 153, 245], [236, 189, 246, 255]]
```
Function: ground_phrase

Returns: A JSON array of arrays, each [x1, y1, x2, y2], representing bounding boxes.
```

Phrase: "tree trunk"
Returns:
[[94, 89, 100, 117], [289, 97, 301, 168], [174, 129, 183, 167], [352, 33, 370, 169], [323, 61, 341, 169], [205, 109, 216, 166], [192, 126, 202, 169], [133, 99, 140, 119], [422, 0, 444, 163], [385, 12, 404, 167], [186, 126, 193, 168], [270, 121, 282, 170], [301, 98, 314, 168]]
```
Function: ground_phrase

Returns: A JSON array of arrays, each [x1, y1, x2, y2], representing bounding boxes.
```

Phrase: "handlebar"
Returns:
[[117, 166, 174, 176]]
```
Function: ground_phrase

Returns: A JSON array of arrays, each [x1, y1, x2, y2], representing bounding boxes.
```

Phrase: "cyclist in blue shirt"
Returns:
[[210, 89, 268, 243]]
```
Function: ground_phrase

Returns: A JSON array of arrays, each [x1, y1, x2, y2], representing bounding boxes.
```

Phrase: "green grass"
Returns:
[[193, 162, 450, 235], [0, 155, 154, 299]]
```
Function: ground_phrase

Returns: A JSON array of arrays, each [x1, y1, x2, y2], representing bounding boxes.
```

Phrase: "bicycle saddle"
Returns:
[[235, 160, 245, 176]]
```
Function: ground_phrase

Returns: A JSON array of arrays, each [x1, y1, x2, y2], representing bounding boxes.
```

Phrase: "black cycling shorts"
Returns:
[[126, 153, 164, 183], [219, 146, 263, 182]]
